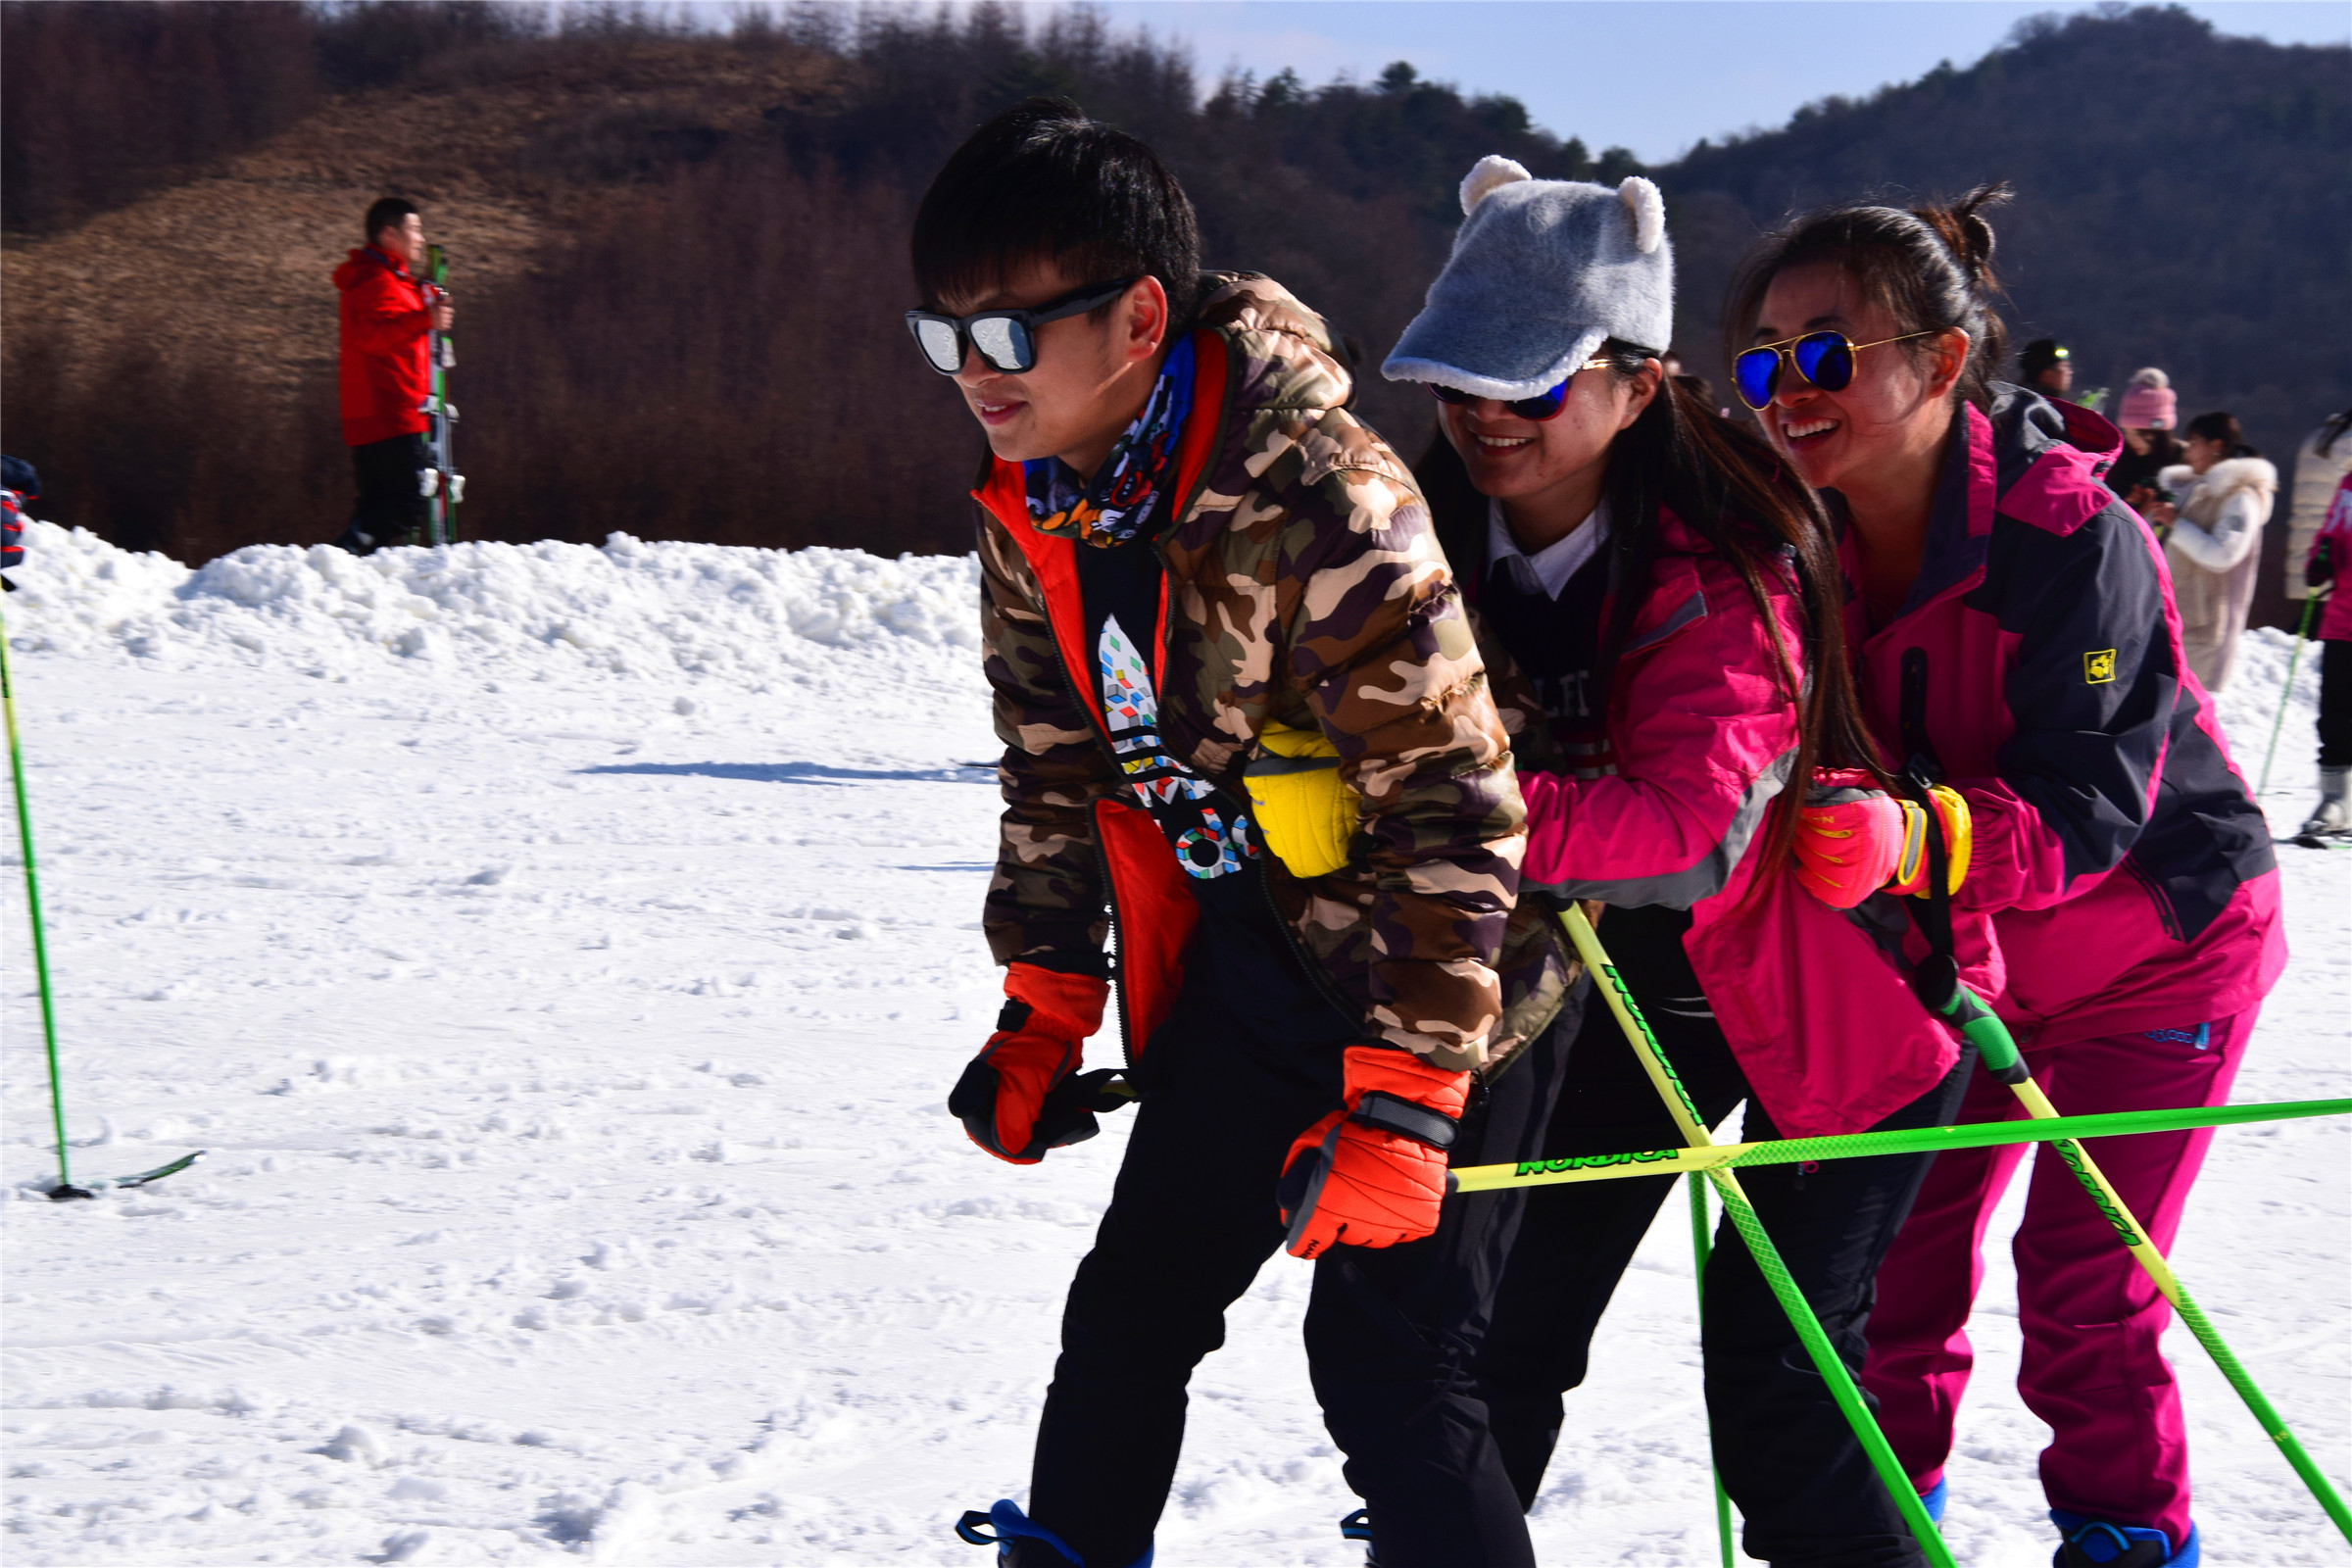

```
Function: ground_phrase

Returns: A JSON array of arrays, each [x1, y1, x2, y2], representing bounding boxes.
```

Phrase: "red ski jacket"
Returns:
[[333, 247, 432, 447]]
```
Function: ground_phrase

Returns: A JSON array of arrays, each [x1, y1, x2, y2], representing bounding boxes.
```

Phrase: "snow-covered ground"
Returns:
[[3, 521, 2344, 1567]]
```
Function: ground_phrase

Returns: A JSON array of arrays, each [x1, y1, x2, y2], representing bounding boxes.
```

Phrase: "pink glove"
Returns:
[[1792, 768, 1972, 908]]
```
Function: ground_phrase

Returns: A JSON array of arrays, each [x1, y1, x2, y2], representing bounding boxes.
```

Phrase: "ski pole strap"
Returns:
[[1349, 1090, 1457, 1150], [1888, 647, 2031, 1080], [1041, 1067, 1135, 1116], [1893, 647, 1966, 1010]]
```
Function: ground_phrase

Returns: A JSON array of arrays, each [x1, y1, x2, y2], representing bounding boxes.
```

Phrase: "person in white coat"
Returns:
[[2283, 409, 2352, 625], [2148, 411, 2277, 690]]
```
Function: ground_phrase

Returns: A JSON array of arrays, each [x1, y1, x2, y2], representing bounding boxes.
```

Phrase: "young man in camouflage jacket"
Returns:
[[914, 102, 1571, 1568]]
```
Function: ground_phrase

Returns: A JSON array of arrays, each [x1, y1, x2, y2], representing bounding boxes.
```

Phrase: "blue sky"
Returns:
[[1067, 1, 2351, 163]]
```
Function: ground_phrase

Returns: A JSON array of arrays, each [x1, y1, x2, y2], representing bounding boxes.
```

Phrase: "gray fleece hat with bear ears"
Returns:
[[1384, 156, 1674, 400]]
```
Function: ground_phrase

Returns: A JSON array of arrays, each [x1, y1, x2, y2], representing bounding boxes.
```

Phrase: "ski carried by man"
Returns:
[[421, 243, 462, 545]]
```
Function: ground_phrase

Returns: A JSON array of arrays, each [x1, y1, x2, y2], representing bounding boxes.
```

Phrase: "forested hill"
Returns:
[[1663, 4, 2349, 475], [2, 1, 2344, 617]]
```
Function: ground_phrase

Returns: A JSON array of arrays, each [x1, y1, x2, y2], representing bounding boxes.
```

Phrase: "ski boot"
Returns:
[[2295, 765, 2350, 848], [2051, 1510, 2200, 1568], [955, 1500, 1152, 1567], [1338, 1506, 1378, 1566]]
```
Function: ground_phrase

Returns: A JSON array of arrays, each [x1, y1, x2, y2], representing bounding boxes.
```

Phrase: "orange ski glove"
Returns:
[[1792, 768, 1973, 908], [1277, 1046, 1469, 1259], [949, 964, 1113, 1164]]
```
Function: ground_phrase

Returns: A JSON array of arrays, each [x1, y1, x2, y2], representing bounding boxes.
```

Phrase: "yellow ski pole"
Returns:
[[1932, 984, 2352, 1543]]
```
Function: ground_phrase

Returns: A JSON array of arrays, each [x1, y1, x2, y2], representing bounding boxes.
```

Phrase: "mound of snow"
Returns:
[[3, 519, 981, 690]]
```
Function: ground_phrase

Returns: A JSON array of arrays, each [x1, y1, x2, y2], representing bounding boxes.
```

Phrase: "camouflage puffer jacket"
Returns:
[[976, 272, 1565, 1073]]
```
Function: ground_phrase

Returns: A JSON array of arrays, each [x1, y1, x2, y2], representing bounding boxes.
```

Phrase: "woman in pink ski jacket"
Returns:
[[1727, 184, 2284, 1568], [1382, 158, 1978, 1568]]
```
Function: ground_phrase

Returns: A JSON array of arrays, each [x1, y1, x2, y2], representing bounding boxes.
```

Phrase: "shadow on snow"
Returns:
[[577, 760, 993, 786]]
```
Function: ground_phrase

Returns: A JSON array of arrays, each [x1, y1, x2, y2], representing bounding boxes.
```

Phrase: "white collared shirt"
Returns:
[[1486, 496, 1609, 600]]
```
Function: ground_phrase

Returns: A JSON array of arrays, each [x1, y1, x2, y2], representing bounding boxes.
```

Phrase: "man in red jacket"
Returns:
[[331, 197, 452, 555]]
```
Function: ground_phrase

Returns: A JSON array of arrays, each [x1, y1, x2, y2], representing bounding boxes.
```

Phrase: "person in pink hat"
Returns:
[[2108, 368, 2182, 514]]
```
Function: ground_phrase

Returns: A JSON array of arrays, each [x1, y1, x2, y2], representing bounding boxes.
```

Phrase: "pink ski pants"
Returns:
[[1859, 1008, 2255, 1546]]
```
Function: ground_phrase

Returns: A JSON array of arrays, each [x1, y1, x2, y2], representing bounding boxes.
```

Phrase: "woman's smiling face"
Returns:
[[1437, 364, 1655, 508], [1748, 262, 1966, 494]]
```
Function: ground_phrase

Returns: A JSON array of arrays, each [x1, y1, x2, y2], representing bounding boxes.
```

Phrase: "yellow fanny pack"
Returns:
[[1242, 720, 1360, 878]]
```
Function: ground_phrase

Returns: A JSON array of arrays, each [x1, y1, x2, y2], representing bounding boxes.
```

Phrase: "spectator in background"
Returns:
[[2284, 406, 2352, 623], [0, 456, 35, 593], [2107, 368, 2182, 513], [2148, 412, 2276, 690], [2290, 411, 2352, 844], [2017, 336, 2071, 399], [331, 196, 453, 556]]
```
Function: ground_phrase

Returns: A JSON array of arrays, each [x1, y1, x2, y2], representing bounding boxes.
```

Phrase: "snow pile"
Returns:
[[4, 519, 982, 689]]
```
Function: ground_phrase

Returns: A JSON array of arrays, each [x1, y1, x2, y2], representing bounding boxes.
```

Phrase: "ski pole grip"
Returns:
[[1936, 987, 2029, 1083]]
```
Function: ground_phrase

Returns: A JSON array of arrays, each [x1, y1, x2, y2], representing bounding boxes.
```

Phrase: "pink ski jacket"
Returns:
[[1841, 392, 2284, 1049], [1452, 506, 1989, 1139], [2310, 471, 2352, 642]]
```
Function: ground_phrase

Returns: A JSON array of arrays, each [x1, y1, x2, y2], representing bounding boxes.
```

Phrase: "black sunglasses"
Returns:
[[1426, 359, 1612, 422], [906, 277, 1142, 376]]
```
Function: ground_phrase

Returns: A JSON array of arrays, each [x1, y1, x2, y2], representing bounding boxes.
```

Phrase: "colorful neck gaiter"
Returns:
[[1023, 335, 1196, 548]]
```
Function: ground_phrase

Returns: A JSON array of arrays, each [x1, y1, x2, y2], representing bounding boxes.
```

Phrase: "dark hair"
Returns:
[[2322, 409, 2352, 458], [1725, 183, 2013, 412], [910, 98, 1200, 330], [363, 196, 417, 246], [2017, 336, 2068, 381], [2183, 411, 2256, 458], [1672, 372, 1717, 411], [1417, 343, 1883, 885]]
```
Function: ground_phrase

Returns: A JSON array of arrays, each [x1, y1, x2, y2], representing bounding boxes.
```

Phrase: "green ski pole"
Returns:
[[1449, 1097, 2352, 1191], [1687, 1172, 1736, 1568], [1935, 985, 2352, 1544], [1558, 906, 1953, 1568], [2257, 590, 2320, 798], [0, 608, 89, 1200]]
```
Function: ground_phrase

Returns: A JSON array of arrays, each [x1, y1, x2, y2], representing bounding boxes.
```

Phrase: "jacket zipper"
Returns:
[[1090, 831, 1139, 1070], [1031, 606, 1142, 1071]]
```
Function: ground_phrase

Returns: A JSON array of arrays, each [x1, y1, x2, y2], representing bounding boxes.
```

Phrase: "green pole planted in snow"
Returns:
[[0, 607, 87, 1199], [2258, 590, 2321, 798], [1687, 1174, 1736, 1568]]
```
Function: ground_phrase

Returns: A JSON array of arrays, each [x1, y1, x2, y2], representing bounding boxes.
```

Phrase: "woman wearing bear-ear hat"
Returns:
[[1358, 158, 1979, 1567]]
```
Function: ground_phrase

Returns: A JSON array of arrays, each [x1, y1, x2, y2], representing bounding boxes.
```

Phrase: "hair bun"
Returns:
[[2130, 367, 2170, 389], [1945, 182, 2009, 286]]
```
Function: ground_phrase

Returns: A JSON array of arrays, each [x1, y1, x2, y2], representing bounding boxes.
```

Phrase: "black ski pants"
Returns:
[[2319, 637, 2351, 769], [1025, 956, 1583, 1568], [1474, 997, 1972, 1568], [337, 432, 428, 555]]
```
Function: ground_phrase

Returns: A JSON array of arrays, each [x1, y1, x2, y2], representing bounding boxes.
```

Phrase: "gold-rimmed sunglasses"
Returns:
[[1733, 329, 1941, 411]]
